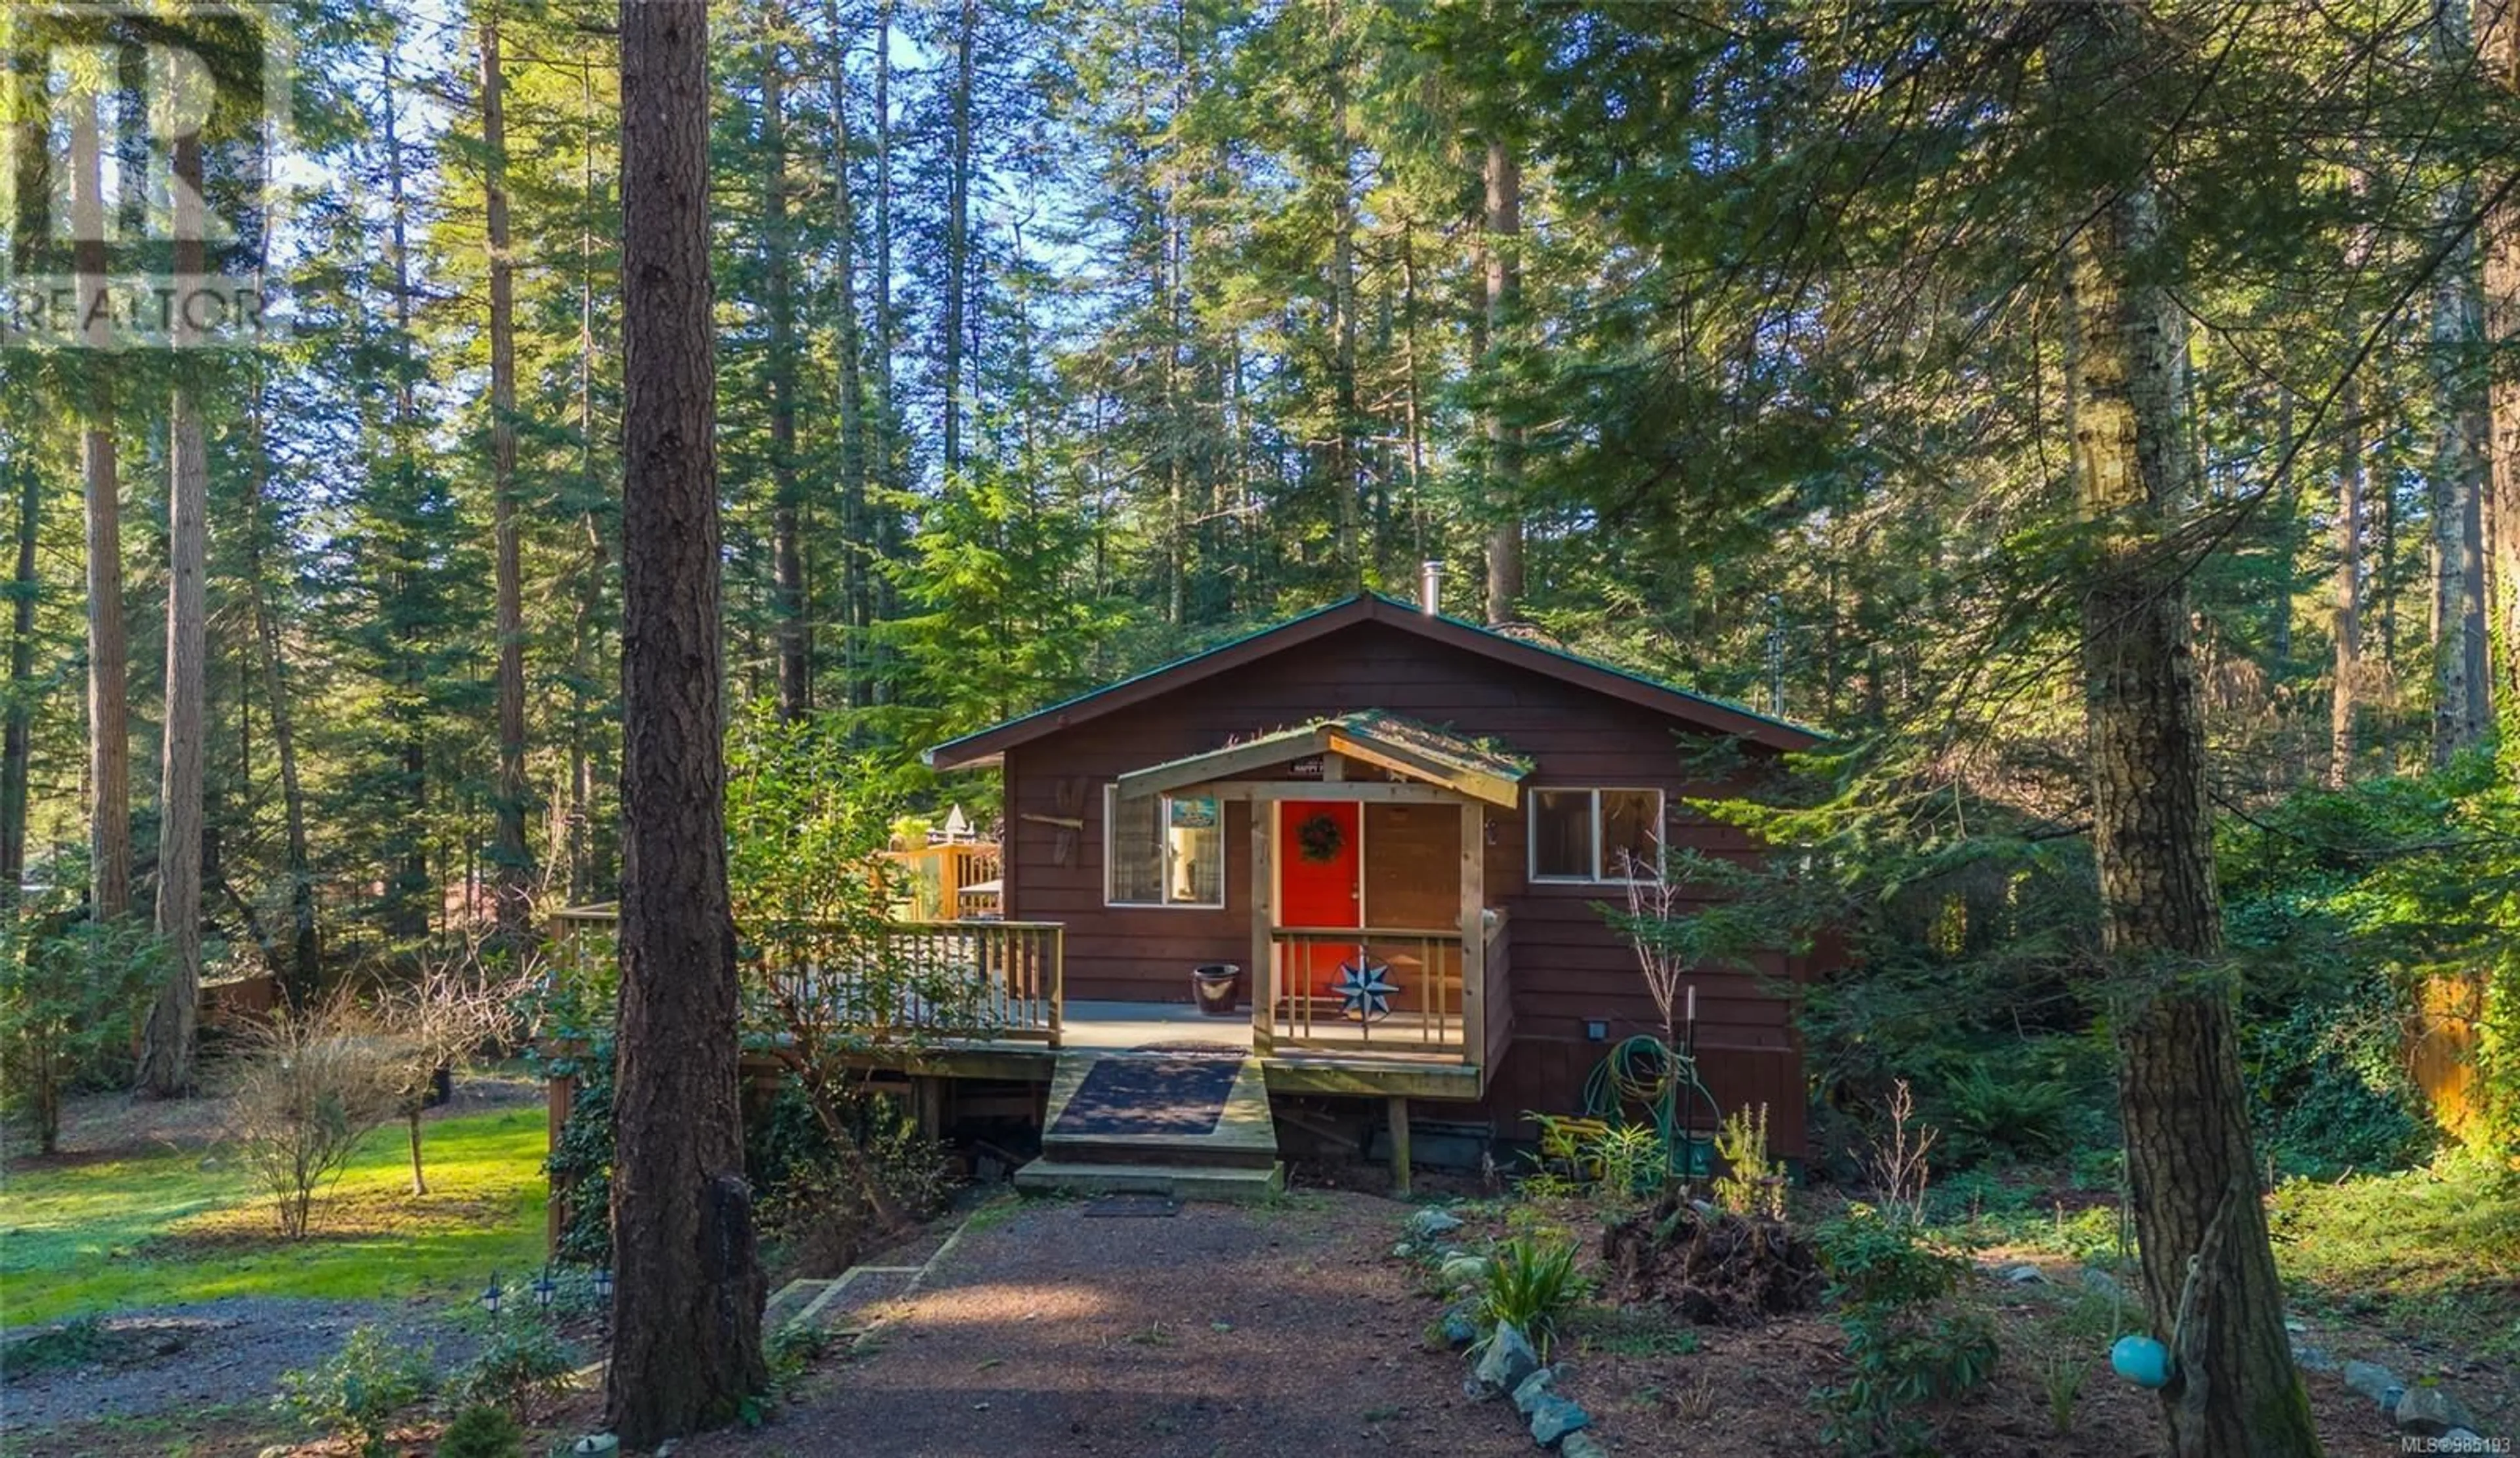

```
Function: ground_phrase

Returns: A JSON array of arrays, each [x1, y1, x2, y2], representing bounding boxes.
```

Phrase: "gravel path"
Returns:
[[0, 1296, 476, 1438], [684, 1192, 1530, 1458]]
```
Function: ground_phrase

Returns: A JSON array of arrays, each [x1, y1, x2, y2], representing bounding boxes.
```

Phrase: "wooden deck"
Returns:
[[839, 998, 1484, 1100]]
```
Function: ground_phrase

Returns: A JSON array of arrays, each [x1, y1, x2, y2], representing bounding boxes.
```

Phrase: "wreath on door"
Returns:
[[1297, 812, 1345, 864]]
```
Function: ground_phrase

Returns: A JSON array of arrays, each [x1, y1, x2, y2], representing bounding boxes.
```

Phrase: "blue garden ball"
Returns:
[[2110, 1334, 2175, 1389]]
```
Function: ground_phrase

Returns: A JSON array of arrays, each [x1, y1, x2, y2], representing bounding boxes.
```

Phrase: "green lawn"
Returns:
[[2267, 1152, 2520, 1360], [0, 1106, 550, 1326]]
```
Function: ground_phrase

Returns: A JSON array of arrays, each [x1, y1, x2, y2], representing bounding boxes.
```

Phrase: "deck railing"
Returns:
[[545, 903, 1060, 1045], [1267, 926, 1466, 1052], [880, 842, 1003, 921]]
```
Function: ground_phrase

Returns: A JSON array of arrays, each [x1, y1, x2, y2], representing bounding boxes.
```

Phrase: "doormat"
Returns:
[[1082, 1195, 1180, 1218], [1053, 1054, 1243, 1137]]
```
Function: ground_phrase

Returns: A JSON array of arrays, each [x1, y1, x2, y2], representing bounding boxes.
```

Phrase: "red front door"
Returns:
[[1278, 800, 1362, 995]]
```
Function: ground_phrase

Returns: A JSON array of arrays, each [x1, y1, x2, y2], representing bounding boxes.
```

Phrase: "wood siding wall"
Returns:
[[998, 619, 1815, 1155]]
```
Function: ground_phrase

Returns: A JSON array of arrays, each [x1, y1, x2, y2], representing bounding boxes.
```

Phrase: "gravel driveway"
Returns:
[[685, 1192, 1528, 1458], [1, 1296, 474, 1440]]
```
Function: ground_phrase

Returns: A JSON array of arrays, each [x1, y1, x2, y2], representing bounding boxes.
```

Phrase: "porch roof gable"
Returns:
[[1113, 711, 1532, 806], [925, 593, 1822, 770]]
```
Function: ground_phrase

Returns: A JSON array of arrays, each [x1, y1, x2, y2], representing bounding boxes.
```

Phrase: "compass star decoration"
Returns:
[[1335, 958, 1397, 1022]]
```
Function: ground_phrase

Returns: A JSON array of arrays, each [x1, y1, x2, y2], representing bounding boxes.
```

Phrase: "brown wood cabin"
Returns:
[[864, 587, 1830, 1192]]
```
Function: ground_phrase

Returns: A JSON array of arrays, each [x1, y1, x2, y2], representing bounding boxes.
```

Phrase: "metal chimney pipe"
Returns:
[[1420, 560, 1443, 615]]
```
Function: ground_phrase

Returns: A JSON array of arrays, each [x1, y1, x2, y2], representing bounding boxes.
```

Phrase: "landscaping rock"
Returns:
[[2393, 1385, 2481, 1438], [1439, 1301, 1480, 1350], [2080, 1267, 2125, 1301], [2000, 1264, 2047, 1285], [1527, 1394, 1593, 1447], [2344, 1360, 2403, 1408], [1474, 1322, 1540, 1396], [2289, 1339, 2338, 1374], [1407, 1208, 1465, 1241], [1559, 1434, 1610, 1458], [1511, 1367, 1555, 1415], [1438, 1255, 1490, 1290]]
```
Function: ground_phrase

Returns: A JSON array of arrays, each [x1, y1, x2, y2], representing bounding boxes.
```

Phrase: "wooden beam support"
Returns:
[[1388, 1095, 1414, 1198], [1196, 780, 1461, 804], [1460, 799, 1486, 1068], [1251, 799, 1274, 1054], [910, 1075, 948, 1140]]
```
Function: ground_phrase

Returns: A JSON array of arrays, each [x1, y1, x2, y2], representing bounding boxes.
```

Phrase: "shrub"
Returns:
[[1712, 1104, 1788, 1219], [1941, 1064, 2076, 1161], [454, 1318, 576, 1419], [0, 902, 159, 1153], [271, 1325, 436, 1458], [1478, 1234, 1591, 1359], [224, 997, 402, 1237], [434, 1404, 525, 1458], [751, 1079, 951, 1275], [1814, 1210, 1997, 1456], [1585, 1121, 1669, 1200]]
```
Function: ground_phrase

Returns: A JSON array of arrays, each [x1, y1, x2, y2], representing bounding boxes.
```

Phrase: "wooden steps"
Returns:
[[1017, 1047, 1283, 1201]]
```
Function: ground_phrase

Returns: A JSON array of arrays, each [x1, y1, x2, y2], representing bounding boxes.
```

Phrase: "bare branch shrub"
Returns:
[[369, 957, 526, 1194], [225, 997, 401, 1237], [1864, 1077, 1938, 1224]]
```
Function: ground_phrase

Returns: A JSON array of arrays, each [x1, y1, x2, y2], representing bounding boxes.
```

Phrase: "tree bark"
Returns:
[[247, 375, 320, 1003], [1483, 138, 1524, 625], [482, 8, 536, 948], [2331, 368, 2364, 789], [2051, 11, 2320, 1457], [1326, 0, 1362, 583], [823, 0, 874, 709], [382, 46, 431, 946], [2481, 0, 2520, 728], [69, 75, 129, 925], [1, 452, 37, 906], [871, 0, 900, 700], [610, 0, 768, 1441], [765, 32, 810, 720], [942, 0, 978, 479], [142, 127, 212, 1099], [2431, 0, 2493, 763]]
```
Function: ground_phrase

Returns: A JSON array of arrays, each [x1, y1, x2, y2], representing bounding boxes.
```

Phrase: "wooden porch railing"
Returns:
[[1267, 926, 1465, 1052], [545, 903, 1061, 1045], [881, 842, 1003, 921], [762, 919, 1064, 1045]]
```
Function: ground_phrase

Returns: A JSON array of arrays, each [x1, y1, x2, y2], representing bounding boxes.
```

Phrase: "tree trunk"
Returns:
[[824, 0, 873, 710], [2051, 12, 2319, 1458], [1483, 138, 1524, 626], [142, 127, 211, 1099], [383, 47, 431, 945], [2481, 0, 2520, 730], [610, 0, 768, 1441], [247, 378, 320, 1003], [1326, 0, 1362, 583], [2330, 368, 2363, 789], [408, 1108, 429, 1196], [70, 75, 129, 924], [942, 0, 978, 480], [871, 0, 900, 700], [765, 36, 810, 720], [482, 9, 536, 948], [1, 453, 37, 906]]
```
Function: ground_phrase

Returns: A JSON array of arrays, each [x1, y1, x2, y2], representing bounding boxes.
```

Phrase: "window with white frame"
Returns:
[[1528, 787, 1663, 883], [1105, 785, 1225, 907]]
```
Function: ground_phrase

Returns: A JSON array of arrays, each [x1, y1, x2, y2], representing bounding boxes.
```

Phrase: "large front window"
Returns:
[[1106, 786, 1225, 907], [1528, 787, 1662, 883]]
